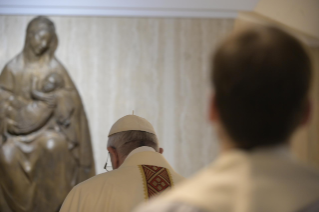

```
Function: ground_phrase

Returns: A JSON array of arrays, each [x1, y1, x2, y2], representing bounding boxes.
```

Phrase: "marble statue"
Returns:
[[0, 16, 95, 212]]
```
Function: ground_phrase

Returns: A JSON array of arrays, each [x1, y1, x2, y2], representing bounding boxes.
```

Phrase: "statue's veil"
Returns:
[[23, 16, 58, 57]]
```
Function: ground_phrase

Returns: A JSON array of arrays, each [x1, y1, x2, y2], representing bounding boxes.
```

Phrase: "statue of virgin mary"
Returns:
[[0, 16, 95, 212]]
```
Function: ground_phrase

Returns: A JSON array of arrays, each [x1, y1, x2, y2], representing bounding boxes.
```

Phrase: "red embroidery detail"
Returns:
[[140, 165, 172, 199]]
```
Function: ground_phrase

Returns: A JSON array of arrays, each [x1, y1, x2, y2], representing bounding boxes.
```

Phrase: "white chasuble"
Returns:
[[60, 150, 184, 212]]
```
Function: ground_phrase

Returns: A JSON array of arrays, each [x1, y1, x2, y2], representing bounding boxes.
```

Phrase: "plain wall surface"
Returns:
[[255, 0, 319, 39], [0, 15, 234, 176]]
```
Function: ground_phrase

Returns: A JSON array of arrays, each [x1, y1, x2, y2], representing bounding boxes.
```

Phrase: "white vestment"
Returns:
[[134, 146, 319, 212], [60, 147, 184, 212]]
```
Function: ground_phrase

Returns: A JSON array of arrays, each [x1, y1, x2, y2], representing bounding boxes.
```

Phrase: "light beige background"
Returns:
[[255, 0, 319, 39], [0, 15, 234, 177]]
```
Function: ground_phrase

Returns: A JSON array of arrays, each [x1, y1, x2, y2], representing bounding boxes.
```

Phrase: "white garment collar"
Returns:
[[125, 146, 156, 160]]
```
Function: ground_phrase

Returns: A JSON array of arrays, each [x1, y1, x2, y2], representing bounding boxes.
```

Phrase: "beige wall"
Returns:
[[0, 15, 234, 177], [255, 0, 319, 39]]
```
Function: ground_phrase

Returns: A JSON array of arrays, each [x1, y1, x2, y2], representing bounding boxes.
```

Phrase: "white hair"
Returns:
[[107, 130, 159, 157]]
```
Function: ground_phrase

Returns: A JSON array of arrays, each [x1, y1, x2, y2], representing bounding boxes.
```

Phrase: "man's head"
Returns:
[[107, 115, 163, 169], [210, 25, 312, 150]]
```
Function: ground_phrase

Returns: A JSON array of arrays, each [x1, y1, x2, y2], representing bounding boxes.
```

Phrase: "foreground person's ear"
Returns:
[[300, 99, 311, 126], [209, 93, 219, 122], [107, 147, 120, 169]]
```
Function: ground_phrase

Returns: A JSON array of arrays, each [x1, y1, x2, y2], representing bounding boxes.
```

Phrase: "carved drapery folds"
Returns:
[[0, 16, 95, 212]]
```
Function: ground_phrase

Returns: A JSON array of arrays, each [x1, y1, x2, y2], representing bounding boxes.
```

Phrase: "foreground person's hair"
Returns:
[[212, 26, 312, 150]]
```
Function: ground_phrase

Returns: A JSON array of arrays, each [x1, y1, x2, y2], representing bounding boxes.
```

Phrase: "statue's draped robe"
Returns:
[[0, 53, 95, 212]]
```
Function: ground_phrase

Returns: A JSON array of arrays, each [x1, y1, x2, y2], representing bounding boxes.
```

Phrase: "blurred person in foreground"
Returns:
[[60, 114, 184, 212], [133, 26, 319, 212]]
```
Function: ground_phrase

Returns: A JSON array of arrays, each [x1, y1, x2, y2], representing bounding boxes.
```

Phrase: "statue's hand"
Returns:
[[42, 93, 57, 108]]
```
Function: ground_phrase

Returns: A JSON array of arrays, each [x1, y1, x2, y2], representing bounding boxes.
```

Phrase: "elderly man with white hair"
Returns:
[[60, 114, 184, 212]]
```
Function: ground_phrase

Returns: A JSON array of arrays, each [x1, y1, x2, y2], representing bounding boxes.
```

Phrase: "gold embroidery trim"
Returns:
[[138, 165, 149, 201], [166, 168, 174, 187]]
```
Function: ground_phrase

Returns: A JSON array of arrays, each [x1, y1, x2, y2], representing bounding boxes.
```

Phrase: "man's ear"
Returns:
[[301, 99, 312, 126], [107, 146, 120, 169], [209, 93, 219, 122], [159, 148, 164, 154]]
